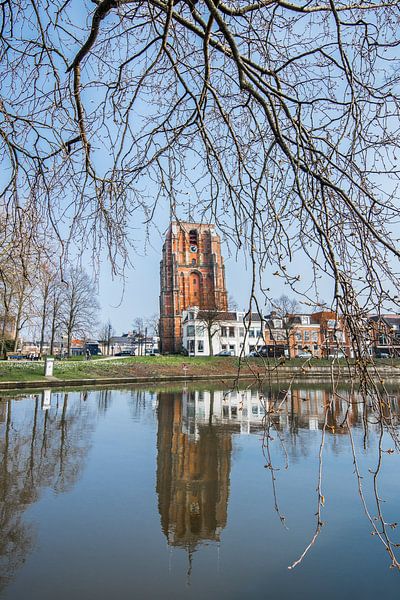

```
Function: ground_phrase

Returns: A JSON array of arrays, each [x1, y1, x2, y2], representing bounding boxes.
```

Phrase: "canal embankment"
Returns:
[[0, 355, 400, 390]]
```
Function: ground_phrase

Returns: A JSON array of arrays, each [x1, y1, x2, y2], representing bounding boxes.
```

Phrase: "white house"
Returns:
[[181, 307, 265, 356]]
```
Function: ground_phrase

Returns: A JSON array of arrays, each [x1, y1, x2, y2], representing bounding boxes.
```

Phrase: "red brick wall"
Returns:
[[160, 222, 228, 353]]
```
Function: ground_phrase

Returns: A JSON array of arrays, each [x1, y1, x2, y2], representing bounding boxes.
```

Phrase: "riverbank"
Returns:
[[0, 355, 399, 390]]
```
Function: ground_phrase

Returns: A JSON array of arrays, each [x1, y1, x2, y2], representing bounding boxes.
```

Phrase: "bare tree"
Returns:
[[2, 0, 400, 570], [132, 317, 145, 355], [98, 321, 114, 356], [48, 280, 65, 356], [61, 269, 99, 357], [228, 295, 238, 311], [36, 262, 61, 354], [197, 308, 227, 357], [1, 0, 399, 324], [269, 296, 300, 360], [146, 314, 159, 337]]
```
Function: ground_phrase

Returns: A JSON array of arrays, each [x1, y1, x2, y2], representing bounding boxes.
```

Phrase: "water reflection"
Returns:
[[156, 391, 231, 551], [0, 390, 99, 593], [155, 385, 400, 557], [1, 384, 400, 597]]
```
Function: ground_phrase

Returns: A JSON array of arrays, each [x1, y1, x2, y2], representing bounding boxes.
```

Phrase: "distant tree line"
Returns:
[[0, 226, 99, 357]]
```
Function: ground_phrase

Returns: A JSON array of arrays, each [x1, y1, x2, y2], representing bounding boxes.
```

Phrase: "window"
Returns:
[[221, 326, 227, 337], [256, 329, 262, 337], [193, 278, 197, 285], [249, 329, 255, 337], [304, 331, 310, 342], [195, 326, 204, 336], [189, 312, 194, 320], [273, 319, 282, 328], [189, 229, 198, 246], [327, 319, 336, 328], [191, 258, 196, 266], [229, 326, 235, 337], [222, 344, 227, 350], [239, 327, 244, 337], [197, 340, 204, 352], [187, 325, 195, 336], [295, 332, 302, 342], [301, 315, 310, 325], [312, 332, 318, 342]]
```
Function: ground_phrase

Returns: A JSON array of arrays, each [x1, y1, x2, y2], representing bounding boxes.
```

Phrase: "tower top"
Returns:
[[169, 221, 216, 235]]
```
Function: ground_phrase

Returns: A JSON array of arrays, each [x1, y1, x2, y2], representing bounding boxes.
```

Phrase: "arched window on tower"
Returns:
[[189, 271, 201, 305]]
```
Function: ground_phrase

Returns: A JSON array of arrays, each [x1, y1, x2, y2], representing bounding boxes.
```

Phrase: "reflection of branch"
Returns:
[[261, 395, 289, 529], [348, 417, 400, 569], [288, 399, 329, 570]]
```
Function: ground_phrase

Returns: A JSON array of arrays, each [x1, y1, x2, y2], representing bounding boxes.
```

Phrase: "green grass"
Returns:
[[0, 354, 399, 384]]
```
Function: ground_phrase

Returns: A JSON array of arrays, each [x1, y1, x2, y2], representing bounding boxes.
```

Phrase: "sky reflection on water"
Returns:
[[0, 384, 400, 599]]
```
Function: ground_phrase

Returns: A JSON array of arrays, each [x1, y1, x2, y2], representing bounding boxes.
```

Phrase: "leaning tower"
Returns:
[[159, 221, 228, 353]]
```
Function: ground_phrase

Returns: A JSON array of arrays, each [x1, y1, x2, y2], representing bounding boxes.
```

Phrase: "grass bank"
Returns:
[[0, 355, 399, 388]]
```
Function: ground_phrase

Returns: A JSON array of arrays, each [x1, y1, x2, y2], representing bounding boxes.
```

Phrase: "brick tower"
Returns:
[[159, 221, 228, 353]]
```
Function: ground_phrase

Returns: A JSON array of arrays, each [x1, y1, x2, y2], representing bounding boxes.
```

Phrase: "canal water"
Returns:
[[1, 384, 400, 599]]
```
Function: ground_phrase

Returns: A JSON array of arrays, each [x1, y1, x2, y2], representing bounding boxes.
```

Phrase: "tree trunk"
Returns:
[[0, 306, 10, 359], [50, 312, 56, 355], [39, 285, 49, 353], [208, 328, 214, 356], [286, 330, 292, 360], [67, 331, 72, 357], [13, 296, 24, 352]]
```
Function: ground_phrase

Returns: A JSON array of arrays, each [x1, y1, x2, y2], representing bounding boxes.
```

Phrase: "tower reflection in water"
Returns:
[[156, 385, 400, 555], [156, 390, 232, 552]]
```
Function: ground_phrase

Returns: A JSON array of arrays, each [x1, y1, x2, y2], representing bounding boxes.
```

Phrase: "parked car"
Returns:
[[296, 351, 313, 358], [328, 351, 346, 359], [114, 350, 135, 356], [247, 351, 261, 357], [145, 348, 160, 356], [216, 350, 233, 356]]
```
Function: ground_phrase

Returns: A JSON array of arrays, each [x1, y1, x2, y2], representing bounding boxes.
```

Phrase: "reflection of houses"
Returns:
[[156, 392, 231, 550], [156, 386, 380, 443]]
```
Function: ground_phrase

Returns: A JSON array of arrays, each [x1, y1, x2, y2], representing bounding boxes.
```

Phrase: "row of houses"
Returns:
[[181, 307, 400, 358], [18, 332, 159, 357]]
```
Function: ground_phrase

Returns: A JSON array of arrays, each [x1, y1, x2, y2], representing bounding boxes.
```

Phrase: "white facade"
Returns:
[[181, 307, 265, 356]]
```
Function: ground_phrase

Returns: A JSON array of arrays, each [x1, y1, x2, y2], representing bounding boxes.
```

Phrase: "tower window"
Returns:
[[189, 229, 198, 247]]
